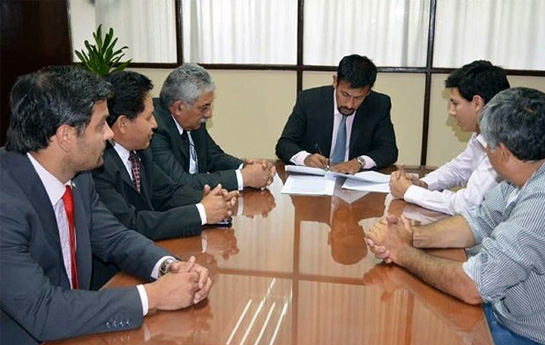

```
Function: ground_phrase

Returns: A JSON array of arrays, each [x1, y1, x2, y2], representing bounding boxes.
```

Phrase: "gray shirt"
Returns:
[[462, 162, 545, 343]]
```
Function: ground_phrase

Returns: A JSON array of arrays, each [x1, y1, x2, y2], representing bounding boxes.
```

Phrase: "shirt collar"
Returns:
[[333, 89, 342, 118], [171, 114, 188, 136], [27, 153, 71, 206], [474, 132, 488, 148], [111, 140, 131, 164]]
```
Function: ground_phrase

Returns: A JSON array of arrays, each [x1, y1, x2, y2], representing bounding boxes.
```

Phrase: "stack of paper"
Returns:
[[281, 165, 390, 195]]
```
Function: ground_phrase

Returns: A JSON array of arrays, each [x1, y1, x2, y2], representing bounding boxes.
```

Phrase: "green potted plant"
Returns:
[[75, 24, 131, 76]]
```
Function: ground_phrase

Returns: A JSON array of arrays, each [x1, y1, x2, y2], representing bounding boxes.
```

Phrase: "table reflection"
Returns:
[[47, 162, 491, 345]]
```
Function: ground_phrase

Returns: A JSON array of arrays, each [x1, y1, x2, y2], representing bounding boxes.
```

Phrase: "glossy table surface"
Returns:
[[49, 163, 492, 345]]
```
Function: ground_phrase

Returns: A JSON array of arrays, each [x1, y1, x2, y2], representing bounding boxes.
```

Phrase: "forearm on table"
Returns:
[[412, 215, 475, 248], [397, 245, 481, 305]]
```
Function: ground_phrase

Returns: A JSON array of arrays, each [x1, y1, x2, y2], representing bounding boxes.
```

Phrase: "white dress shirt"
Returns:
[[27, 153, 76, 288], [171, 115, 244, 190], [403, 133, 500, 215], [290, 89, 376, 169]]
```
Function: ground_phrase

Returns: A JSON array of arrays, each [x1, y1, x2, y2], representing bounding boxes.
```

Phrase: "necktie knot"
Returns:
[[129, 151, 141, 192]]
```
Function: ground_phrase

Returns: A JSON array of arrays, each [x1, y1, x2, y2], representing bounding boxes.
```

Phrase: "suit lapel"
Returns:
[[349, 92, 373, 155], [4, 151, 61, 245], [71, 176, 91, 289], [321, 86, 335, 155], [104, 144, 135, 189]]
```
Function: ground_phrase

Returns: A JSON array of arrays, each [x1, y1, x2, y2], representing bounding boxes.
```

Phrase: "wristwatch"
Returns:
[[356, 156, 367, 170], [159, 257, 179, 276]]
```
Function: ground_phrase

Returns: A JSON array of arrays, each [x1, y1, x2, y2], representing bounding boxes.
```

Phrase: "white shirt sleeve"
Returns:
[[404, 134, 500, 215], [235, 169, 244, 190], [137, 255, 177, 316], [290, 150, 311, 166]]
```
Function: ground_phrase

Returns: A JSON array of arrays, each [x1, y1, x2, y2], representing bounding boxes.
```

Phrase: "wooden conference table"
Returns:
[[49, 162, 492, 345]]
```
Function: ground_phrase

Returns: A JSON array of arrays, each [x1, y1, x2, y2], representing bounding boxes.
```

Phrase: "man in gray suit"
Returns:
[[276, 54, 398, 174], [151, 63, 275, 192], [0, 66, 212, 345]]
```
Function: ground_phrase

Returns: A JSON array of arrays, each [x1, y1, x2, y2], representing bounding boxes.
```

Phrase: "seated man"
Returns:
[[91, 71, 238, 288], [151, 63, 275, 192], [275, 54, 398, 174], [367, 87, 545, 344], [390, 60, 510, 215], [0, 66, 212, 344]]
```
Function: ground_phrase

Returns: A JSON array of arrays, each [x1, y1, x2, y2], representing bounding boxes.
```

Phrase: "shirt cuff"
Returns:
[[235, 169, 244, 190], [359, 155, 377, 169], [196, 203, 207, 225], [291, 151, 311, 166], [236, 195, 244, 216], [404, 184, 425, 202], [151, 256, 176, 280], [136, 284, 149, 316]]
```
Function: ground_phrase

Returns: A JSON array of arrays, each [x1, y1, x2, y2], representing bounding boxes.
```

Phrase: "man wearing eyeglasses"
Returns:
[[275, 54, 398, 174]]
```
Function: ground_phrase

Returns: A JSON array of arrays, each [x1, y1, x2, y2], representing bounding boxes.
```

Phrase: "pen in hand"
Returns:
[[314, 143, 330, 170]]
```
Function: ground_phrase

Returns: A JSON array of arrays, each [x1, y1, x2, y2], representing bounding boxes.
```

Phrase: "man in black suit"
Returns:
[[151, 63, 276, 192], [91, 71, 238, 288], [276, 54, 398, 174], [0, 66, 212, 345]]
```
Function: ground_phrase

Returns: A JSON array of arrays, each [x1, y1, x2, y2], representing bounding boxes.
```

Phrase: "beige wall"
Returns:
[[132, 67, 545, 165]]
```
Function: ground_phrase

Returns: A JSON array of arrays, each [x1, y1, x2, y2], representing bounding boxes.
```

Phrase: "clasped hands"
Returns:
[[145, 256, 213, 311], [389, 164, 428, 198], [304, 154, 361, 174], [201, 184, 238, 224], [365, 214, 414, 264], [242, 159, 276, 190]]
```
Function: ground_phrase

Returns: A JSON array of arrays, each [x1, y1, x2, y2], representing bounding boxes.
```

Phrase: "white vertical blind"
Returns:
[[303, 0, 430, 67], [434, 0, 545, 70], [182, 0, 297, 64]]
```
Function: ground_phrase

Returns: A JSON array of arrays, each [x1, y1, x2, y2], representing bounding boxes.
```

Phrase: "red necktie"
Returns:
[[62, 185, 78, 289], [129, 151, 141, 192]]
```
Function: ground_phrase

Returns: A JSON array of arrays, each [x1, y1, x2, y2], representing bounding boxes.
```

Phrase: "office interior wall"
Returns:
[[133, 67, 544, 165]]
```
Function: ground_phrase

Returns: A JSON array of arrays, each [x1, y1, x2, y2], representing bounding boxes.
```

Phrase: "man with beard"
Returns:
[[276, 54, 398, 174]]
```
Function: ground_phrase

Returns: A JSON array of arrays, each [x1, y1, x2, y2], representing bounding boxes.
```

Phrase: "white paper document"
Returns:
[[342, 178, 390, 193], [328, 170, 390, 183], [285, 165, 327, 176], [281, 175, 335, 196]]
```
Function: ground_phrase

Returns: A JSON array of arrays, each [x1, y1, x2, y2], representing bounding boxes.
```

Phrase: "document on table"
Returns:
[[281, 175, 335, 196], [328, 170, 390, 183], [342, 178, 390, 193], [285, 165, 327, 176]]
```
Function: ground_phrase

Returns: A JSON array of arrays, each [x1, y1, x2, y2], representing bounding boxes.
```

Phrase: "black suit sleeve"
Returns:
[[275, 90, 311, 163], [93, 160, 203, 241], [362, 95, 398, 168]]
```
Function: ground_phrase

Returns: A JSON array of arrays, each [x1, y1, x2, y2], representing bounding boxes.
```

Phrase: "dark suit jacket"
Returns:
[[0, 148, 170, 345], [92, 143, 203, 240], [151, 98, 244, 191], [275, 86, 398, 168]]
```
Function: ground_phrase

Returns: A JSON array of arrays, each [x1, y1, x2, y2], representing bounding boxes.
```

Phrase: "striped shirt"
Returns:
[[462, 162, 545, 344]]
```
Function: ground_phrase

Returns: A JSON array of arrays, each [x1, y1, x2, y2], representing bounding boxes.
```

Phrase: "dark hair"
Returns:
[[479, 87, 545, 161], [6, 65, 112, 153], [445, 60, 510, 104], [337, 54, 377, 89], [105, 71, 154, 126]]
